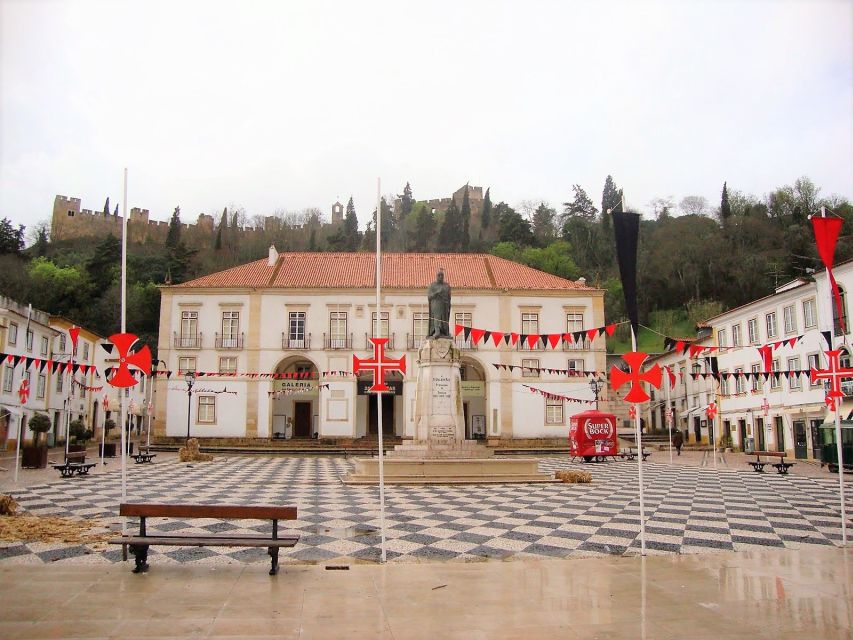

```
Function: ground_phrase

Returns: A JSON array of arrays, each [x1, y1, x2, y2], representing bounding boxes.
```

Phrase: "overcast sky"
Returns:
[[1, 0, 851, 236]]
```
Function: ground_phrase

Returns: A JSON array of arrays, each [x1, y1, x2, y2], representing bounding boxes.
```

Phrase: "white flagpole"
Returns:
[[376, 178, 387, 563], [120, 169, 128, 521], [632, 328, 646, 556], [14, 305, 32, 484], [100, 396, 106, 466], [821, 206, 847, 546], [665, 368, 673, 465]]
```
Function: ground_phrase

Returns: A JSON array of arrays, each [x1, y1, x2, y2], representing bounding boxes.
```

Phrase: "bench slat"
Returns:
[[119, 503, 297, 520], [109, 535, 299, 547]]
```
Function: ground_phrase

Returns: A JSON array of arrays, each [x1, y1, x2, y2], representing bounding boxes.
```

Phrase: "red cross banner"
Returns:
[[106, 333, 152, 388], [811, 349, 853, 406], [18, 379, 29, 405], [610, 352, 663, 403], [353, 338, 406, 393], [706, 403, 717, 421]]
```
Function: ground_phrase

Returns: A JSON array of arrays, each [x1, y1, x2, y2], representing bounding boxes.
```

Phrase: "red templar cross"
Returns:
[[706, 402, 717, 421], [353, 338, 407, 393], [760, 398, 770, 416], [610, 352, 662, 404], [811, 349, 853, 404]]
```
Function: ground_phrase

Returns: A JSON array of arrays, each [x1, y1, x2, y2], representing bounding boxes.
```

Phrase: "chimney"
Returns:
[[576, 277, 586, 286], [268, 245, 279, 266]]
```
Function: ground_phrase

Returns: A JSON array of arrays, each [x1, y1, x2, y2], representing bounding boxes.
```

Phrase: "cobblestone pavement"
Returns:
[[1, 453, 851, 569]]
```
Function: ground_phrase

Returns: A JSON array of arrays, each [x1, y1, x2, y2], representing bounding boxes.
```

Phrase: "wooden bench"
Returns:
[[51, 451, 96, 478], [132, 452, 156, 464], [747, 451, 795, 474], [620, 448, 651, 461], [109, 503, 299, 575]]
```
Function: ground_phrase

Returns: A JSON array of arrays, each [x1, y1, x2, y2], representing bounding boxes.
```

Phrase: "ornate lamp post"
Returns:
[[184, 371, 195, 443], [589, 378, 603, 411]]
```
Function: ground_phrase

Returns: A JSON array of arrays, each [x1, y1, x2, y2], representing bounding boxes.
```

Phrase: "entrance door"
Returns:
[[793, 420, 808, 459], [463, 402, 470, 439], [368, 394, 394, 435], [774, 416, 785, 452], [294, 402, 311, 438], [810, 419, 823, 460], [756, 418, 766, 451], [693, 416, 701, 443], [737, 419, 746, 450]]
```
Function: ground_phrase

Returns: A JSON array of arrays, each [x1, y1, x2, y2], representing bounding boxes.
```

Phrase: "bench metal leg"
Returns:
[[129, 544, 149, 574], [268, 547, 279, 576]]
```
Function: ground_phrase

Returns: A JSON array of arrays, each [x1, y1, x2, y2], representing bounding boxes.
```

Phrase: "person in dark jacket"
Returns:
[[673, 431, 684, 456]]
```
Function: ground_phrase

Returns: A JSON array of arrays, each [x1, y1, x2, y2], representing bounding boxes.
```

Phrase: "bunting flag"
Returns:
[[812, 215, 846, 334], [521, 384, 595, 404], [492, 363, 601, 377], [452, 322, 620, 349], [664, 334, 802, 355], [72, 378, 104, 392], [0, 352, 97, 376], [689, 369, 811, 383], [757, 345, 774, 372], [663, 365, 677, 389]]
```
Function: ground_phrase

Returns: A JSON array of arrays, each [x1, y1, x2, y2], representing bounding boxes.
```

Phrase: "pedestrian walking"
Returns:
[[673, 431, 684, 456]]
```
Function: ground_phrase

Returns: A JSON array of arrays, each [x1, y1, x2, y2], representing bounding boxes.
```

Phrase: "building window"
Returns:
[[566, 313, 583, 333], [731, 324, 741, 347], [770, 358, 781, 390], [783, 305, 796, 334], [288, 312, 306, 347], [521, 358, 539, 378], [8, 322, 17, 345], [220, 311, 240, 348], [58, 334, 66, 353], [412, 312, 429, 346], [197, 396, 216, 423], [83, 343, 90, 361], [26, 329, 33, 351], [567, 359, 584, 375], [372, 312, 389, 338], [521, 313, 539, 349], [747, 318, 759, 344], [735, 368, 745, 394], [788, 357, 801, 390], [765, 312, 777, 340], [807, 353, 821, 387], [455, 312, 473, 348], [329, 312, 347, 348], [219, 357, 237, 374], [803, 298, 817, 329], [178, 357, 197, 374], [2, 366, 13, 392], [717, 329, 727, 349], [834, 286, 848, 336], [545, 397, 564, 425], [40, 336, 48, 356], [180, 311, 198, 347], [37, 374, 46, 399], [720, 371, 729, 396], [751, 364, 760, 392]]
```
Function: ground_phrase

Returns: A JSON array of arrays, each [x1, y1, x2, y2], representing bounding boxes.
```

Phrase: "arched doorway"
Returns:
[[271, 356, 319, 439], [357, 370, 403, 437], [460, 357, 487, 440]]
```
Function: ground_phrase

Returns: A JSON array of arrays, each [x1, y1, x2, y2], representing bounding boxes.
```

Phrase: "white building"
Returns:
[[646, 260, 853, 461], [154, 250, 606, 443]]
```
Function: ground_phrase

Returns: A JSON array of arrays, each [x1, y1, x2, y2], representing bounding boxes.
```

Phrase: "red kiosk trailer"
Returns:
[[569, 409, 618, 462]]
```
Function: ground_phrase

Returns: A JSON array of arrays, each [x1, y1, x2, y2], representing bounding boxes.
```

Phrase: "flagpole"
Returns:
[[632, 328, 646, 556], [120, 168, 128, 525], [376, 177, 387, 563], [665, 369, 673, 465], [821, 206, 847, 546], [100, 396, 106, 466], [14, 305, 32, 484]]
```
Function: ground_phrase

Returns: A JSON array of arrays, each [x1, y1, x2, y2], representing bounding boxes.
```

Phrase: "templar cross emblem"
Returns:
[[810, 350, 853, 411], [760, 398, 770, 416], [628, 406, 637, 419], [706, 402, 717, 421], [106, 333, 152, 388], [610, 352, 662, 404], [353, 338, 407, 393], [18, 379, 29, 405]]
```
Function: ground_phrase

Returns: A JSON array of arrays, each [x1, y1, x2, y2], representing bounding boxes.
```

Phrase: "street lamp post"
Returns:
[[589, 378, 603, 411], [185, 371, 195, 443]]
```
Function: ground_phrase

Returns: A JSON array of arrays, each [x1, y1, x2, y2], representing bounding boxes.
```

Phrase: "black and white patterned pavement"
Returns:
[[1, 456, 851, 567]]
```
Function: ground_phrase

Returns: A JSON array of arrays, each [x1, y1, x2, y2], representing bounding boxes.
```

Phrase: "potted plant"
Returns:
[[100, 419, 117, 457], [68, 419, 90, 453], [22, 413, 51, 468]]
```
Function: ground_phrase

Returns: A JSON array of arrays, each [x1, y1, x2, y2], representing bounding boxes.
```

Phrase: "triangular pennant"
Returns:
[[482, 331, 491, 345], [462, 326, 472, 342], [454, 324, 464, 337], [526, 334, 539, 349], [664, 336, 676, 352], [470, 328, 485, 345], [604, 324, 617, 337], [547, 334, 561, 350], [509, 333, 519, 346], [586, 328, 598, 343], [491, 332, 504, 347], [573, 330, 584, 344]]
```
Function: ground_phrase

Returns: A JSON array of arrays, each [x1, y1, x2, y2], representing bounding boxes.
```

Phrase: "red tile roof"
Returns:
[[173, 253, 595, 291]]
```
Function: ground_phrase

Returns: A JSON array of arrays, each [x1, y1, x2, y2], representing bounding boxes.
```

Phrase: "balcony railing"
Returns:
[[562, 337, 591, 351], [324, 333, 353, 350], [215, 332, 244, 350], [407, 333, 427, 351], [365, 333, 395, 350], [173, 332, 203, 349], [282, 333, 312, 350], [517, 337, 545, 351], [455, 335, 478, 350]]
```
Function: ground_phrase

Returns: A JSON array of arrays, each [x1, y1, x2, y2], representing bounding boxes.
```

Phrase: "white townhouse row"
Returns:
[[645, 261, 853, 461], [153, 250, 607, 443], [0, 296, 149, 449]]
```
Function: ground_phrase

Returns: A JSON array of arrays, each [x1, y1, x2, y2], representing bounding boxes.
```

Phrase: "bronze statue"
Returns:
[[427, 270, 451, 338]]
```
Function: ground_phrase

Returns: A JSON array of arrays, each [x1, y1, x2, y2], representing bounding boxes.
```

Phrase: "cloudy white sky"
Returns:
[[1, 0, 851, 234]]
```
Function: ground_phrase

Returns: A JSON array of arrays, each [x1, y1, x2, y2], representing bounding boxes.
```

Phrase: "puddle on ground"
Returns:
[[308, 525, 377, 538]]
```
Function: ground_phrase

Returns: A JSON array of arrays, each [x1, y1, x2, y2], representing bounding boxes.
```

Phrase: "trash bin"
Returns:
[[46, 433, 55, 447], [745, 437, 755, 455]]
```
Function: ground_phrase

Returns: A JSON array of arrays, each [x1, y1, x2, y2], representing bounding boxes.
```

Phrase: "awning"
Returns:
[[824, 399, 853, 422], [783, 403, 829, 416]]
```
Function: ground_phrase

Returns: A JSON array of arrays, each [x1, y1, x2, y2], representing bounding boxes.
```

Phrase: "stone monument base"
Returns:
[[385, 439, 493, 459], [342, 456, 557, 485]]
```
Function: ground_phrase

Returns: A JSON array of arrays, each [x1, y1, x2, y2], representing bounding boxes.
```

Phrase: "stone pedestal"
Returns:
[[343, 337, 555, 484]]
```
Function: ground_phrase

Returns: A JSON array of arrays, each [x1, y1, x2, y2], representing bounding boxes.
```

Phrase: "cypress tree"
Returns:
[[437, 200, 462, 251], [400, 182, 414, 217], [720, 182, 732, 224], [103, 197, 110, 217], [460, 185, 471, 251], [166, 207, 181, 248], [344, 197, 359, 251], [481, 187, 492, 228]]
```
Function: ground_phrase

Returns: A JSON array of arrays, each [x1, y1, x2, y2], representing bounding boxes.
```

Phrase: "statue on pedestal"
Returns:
[[427, 270, 451, 338]]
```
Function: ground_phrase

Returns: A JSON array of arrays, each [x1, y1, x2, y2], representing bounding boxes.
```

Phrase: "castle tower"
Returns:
[[331, 200, 344, 224]]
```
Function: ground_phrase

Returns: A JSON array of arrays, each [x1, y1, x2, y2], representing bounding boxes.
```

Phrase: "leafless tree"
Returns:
[[679, 195, 709, 217]]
